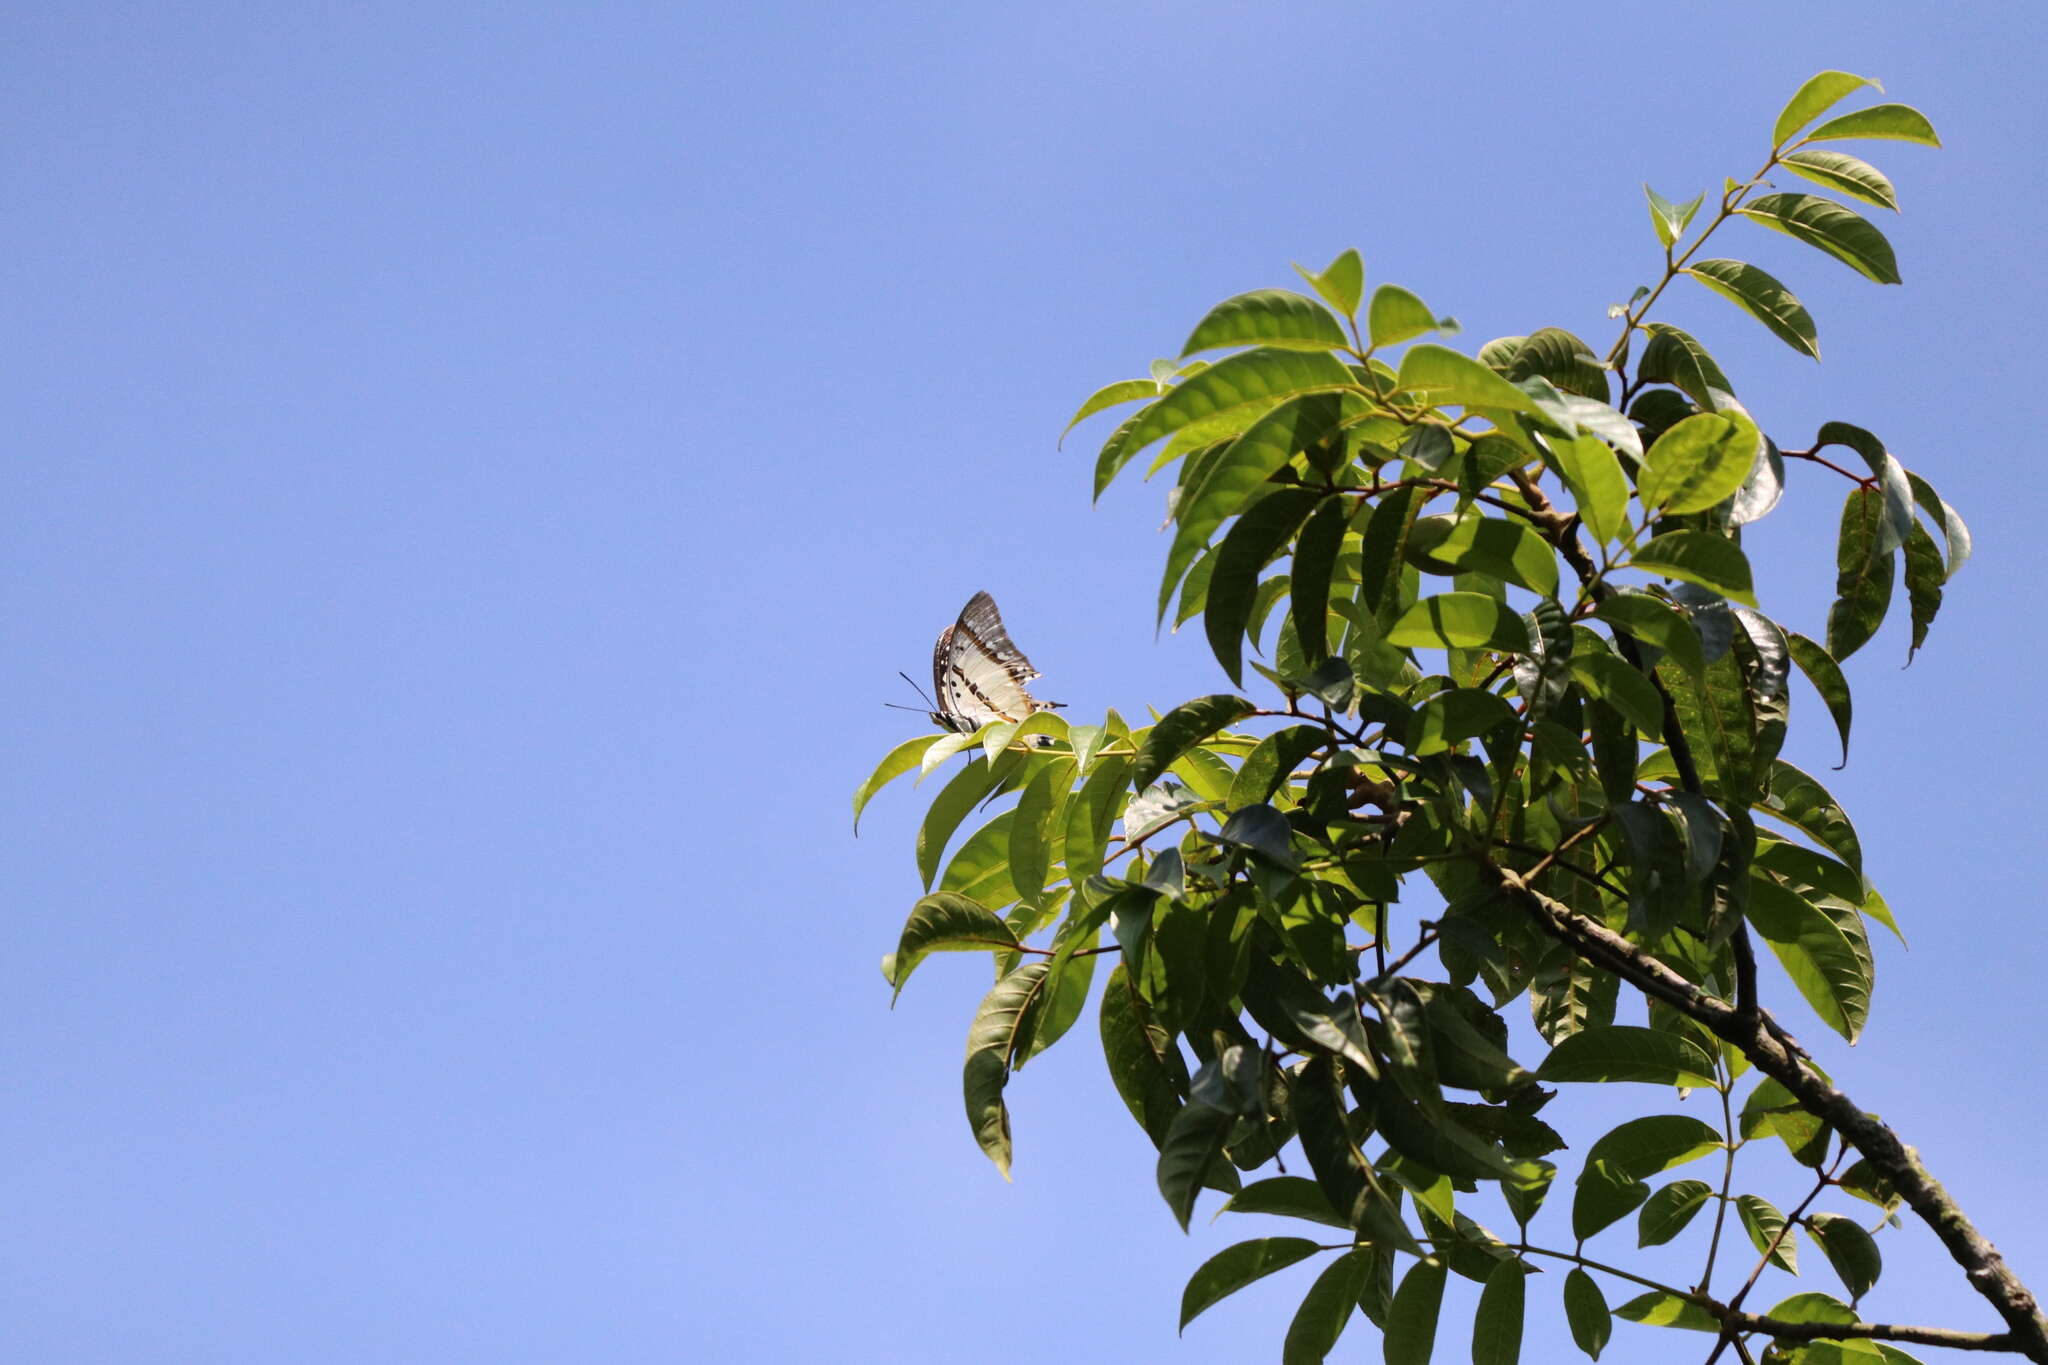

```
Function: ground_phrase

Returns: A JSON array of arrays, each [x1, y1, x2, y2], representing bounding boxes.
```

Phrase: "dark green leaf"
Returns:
[[1218, 1175, 1352, 1230], [1219, 804, 1300, 870], [1409, 687, 1519, 756], [1759, 761, 1864, 874], [1638, 323, 1732, 411], [1158, 1101, 1239, 1230], [1838, 1159, 1900, 1211], [1100, 962, 1189, 1144], [1134, 695, 1256, 791], [1817, 422, 1914, 551], [1746, 875, 1871, 1042], [1773, 71, 1880, 147], [1377, 1088, 1516, 1180], [885, 892, 1022, 1002], [1387, 593, 1532, 652], [1294, 247, 1365, 317], [1740, 193, 1900, 284], [1383, 1260, 1448, 1365], [1531, 950, 1619, 1044], [1807, 1211, 1883, 1302], [1569, 654, 1663, 736], [1471, 1259, 1527, 1365], [1779, 149, 1899, 211], [1905, 470, 1971, 581], [1206, 489, 1323, 684], [1563, 1268, 1611, 1359], [1572, 1159, 1651, 1241], [1685, 260, 1819, 359], [1902, 520, 1943, 662], [1359, 486, 1425, 626], [1283, 1250, 1375, 1365], [1369, 284, 1443, 348], [1594, 591, 1705, 677], [1179, 1236, 1323, 1332], [963, 962, 1056, 1178], [1740, 1074, 1830, 1167], [1806, 102, 1941, 147], [1738, 1193, 1797, 1273], [1231, 725, 1327, 809], [1292, 496, 1351, 663], [1628, 532, 1758, 607], [1096, 347, 1355, 498], [1182, 289, 1350, 357], [1538, 1026, 1717, 1087], [1786, 632, 1852, 766], [1638, 1179, 1713, 1247], [1008, 757, 1076, 905], [1612, 1291, 1719, 1331]]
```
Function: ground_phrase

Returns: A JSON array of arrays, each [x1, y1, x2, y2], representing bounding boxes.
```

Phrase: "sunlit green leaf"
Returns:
[[1740, 193, 1900, 284], [1538, 1026, 1716, 1088], [854, 734, 941, 833], [1062, 378, 1165, 445], [1773, 70, 1880, 147], [1746, 874, 1872, 1042], [1643, 184, 1704, 248], [918, 751, 1025, 889], [885, 891, 1021, 1002], [1905, 470, 1971, 581], [1294, 247, 1365, 317], [1396, 344, 1539, 412], [1008, 758, 1075, 905], [1779, 148, 1899, 211], [1182, 289, 1350, 357], [1637, 323, 1732, 411], [1369, 284, 1443, 348], [1806, 103, 1940, 147], [1637, 1179, 1713, 1247], [1738, 1193, 1797, 1273], [1612, 1290, 1719, 1331], [1639, 411, 1764, 516], [963, 962, 1056, 1178], [1134, 694, 1256, 791], [1594, 592, 1705, 677], [1685, 260, 1819, 359], [1548, 432, 1629, 546], [1627, 532, 1757, 607], [1418, 512, 1560, 597], [1386, 593, 1532, 652]]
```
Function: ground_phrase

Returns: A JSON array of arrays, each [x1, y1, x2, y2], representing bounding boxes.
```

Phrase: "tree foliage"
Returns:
[[859, 72, 2047, 1363]]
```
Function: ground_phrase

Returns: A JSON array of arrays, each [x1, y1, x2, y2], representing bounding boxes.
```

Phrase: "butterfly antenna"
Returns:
[[882, 702, 930, 714], [898, 670, 940, 710]]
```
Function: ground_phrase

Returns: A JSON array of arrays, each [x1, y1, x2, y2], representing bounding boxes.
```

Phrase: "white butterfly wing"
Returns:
[[932, 591, 1050, 732]]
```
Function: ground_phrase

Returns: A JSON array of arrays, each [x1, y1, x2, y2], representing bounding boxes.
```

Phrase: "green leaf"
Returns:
[[1902, 520, 1944, 662], [963, 962, 1055, 1178], [1594, 592, 1705, 677], [1773, 71, 1880, 147], [1158, 1101, 1238, 1229], [1785, 633, 1852, 767], [1178, 1237, 1322, 1332], [1218, 1175, 1352, 1230], [1627, 532, 1758, 607], [1685, 260, 1819, 359], [1638, 323, 1732, 411], [1548, 433, 1629, 547], [1282, 1250, 1374, 1365], [1368, 284, 1442, 348], [1205, 488, 1323, 684], [1231, 725, 1326, 809], [1358, 485, 1424, 626], [1158, 393, 1342, 617], [1383, 1260, 1448, 1365], [1419, 513, 1560, 597], [1827, 489, 1895, 662], [1586, 1113, 1723, 1178], [1746, 875, 1872, 1042], [1396, 344, 1539, 413], [1639, 411, 1765, 516], [1291, 496, 1351, 663], [1905, 470, 1971, 581], [1612, 1291, 1719, 1331], [1219, 804, 1300, 870], [1644, 185, 1704, 249], [1008, 758, 1075, 905], [1294, 247, 1365, 317], [1638, 1180, 1713, 1247], [1759, 761, 1864, 874], [1568, 654, 1663, 737], [1182, 289, 1350, 357], [1740, 1074, 1830, 1167], [1100, 962, 1189, 1144], [1562, 1268, 1611, 1359], [1096, 347, 1356, 498], [1471, 1258, 1527, 1365], [1816, 421, 1915, 552], [1779, 149, 1899, 211], [1061, 378, 1165, 444], [1386, 593, 1532, 652], [1806, 103, 1940, 147], [1133, 694, 1255, 792], [1740, 193, 1900, 284], [1538, 1025, 1716, 1088], [885, 892, 1022, 1002], [853, 734, 939, 833], [1738, 1193, 1797, 1273], [917, 751, 1025, 890], [1063, 756, 1132, 885], [1531, 951, 1619, 1044], [1808, 1211, 1883, 1302], [1409, 687, 1518, 756]]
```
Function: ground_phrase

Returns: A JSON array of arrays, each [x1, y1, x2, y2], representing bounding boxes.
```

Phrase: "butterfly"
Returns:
[[895, 591, 1062, 736]]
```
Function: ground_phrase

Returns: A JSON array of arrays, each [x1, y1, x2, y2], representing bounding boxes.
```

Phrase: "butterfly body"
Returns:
[[929, 591, 1060, 734]]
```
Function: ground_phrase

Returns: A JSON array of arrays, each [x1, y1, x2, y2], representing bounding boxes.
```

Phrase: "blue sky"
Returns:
[[7, 4, 2045, 1361]]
